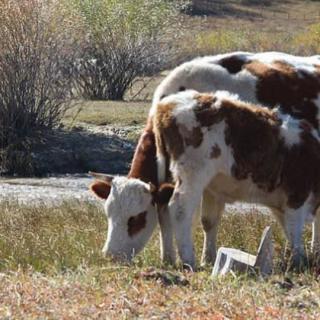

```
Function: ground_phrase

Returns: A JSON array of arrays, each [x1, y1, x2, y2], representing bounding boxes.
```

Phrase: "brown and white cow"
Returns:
[[154, 89, 320, 269], [90, 51, 320, 265]]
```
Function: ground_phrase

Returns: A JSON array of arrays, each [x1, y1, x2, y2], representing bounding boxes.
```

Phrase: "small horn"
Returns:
[[89, 171, 114, 183]]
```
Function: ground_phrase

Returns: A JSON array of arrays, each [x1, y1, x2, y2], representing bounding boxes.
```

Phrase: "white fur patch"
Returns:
[[149, 56, 258, 117], [214, 90, 239, 108], [105, 177, 152, 218], [164, 90, 199, 131], [278, 112, 301, 147]]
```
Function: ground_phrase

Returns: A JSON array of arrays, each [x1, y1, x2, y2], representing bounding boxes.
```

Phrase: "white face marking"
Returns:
[[102, 177, 158, 261], [105, 177, 153, 218]]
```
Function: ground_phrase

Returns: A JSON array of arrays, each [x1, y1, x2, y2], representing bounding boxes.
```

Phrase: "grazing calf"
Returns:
[[154, 90, 320, 269], [90, 51, 320, 265]]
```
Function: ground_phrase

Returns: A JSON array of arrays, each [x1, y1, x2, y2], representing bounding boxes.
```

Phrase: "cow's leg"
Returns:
[[158, 205, 176, 265], [311, 208, 320, 261], [283, 206, 308, 269], [200, 191, 224, 266], [169, 183, 204, 270]]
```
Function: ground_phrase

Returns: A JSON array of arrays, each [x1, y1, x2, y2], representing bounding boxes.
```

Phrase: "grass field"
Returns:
[[3, 0, 320, 318], [0, 201, 319, 319]]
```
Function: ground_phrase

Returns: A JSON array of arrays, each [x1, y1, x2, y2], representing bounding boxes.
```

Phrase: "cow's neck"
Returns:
[[128, 118, 158, 186]]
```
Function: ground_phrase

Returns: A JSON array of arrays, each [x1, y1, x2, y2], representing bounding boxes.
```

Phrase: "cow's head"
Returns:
[[89, 172, 173, 262]]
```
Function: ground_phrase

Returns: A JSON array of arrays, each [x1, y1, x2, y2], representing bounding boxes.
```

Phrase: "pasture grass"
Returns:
[[64, 100, 150, 127], [175, 0, 320, 62], [63, 75, 163, 129], [0, 201, 319, 318]]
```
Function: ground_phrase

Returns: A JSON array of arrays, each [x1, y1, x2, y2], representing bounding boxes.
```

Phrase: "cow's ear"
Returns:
[[154, 183, 174, 205], [90, 181, 112, 199]]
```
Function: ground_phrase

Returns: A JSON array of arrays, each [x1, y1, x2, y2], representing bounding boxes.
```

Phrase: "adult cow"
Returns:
[[90, 52, 320, 266]]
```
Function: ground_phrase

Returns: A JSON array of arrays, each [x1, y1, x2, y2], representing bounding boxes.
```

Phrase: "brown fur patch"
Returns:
[[127, 211, 147, 237], [194, 94, 221, 127], [220, 99, 283, 192], [181, 125, 203, 148], [201, 217, 213, 232], [196, 93, 216, 108], [218, 55, 247, 74], [210, 144, 221, 158], [215, 97, 320, 209], [281, 132, 320, 209], [245, 60, 320, 129], [154, 102, 185, 161], [90, 181, 111, 199], [154, 183, 175, 206], [128, 118, 159, 186]]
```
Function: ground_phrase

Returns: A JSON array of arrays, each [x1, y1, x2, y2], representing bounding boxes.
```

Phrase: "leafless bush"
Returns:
[[74, 31, 171, 100], [70, 0, 186, 101], [0, 0, 77, 175]]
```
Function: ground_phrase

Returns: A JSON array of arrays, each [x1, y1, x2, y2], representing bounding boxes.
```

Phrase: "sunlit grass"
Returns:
[[0, 201, 319, 318], [64, 100, 150, 127]]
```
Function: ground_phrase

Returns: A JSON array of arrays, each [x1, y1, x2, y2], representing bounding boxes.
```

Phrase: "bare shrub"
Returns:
[[69, 0, 186, 101], [0, 0, 77, 175]]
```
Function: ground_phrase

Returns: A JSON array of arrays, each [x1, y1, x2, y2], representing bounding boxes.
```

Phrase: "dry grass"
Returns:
[[176, 0, 320, 61], [63, 75, 165, 131], [0, 201, 319, 318], [65, 101, 150, 127], [187, 0, 320, 33]]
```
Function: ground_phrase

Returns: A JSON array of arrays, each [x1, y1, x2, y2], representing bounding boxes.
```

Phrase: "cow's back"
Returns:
[[151, 51, 320, 129]]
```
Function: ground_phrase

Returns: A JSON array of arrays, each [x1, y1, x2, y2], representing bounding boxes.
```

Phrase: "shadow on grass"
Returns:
[[33, 127, 135, 176]]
